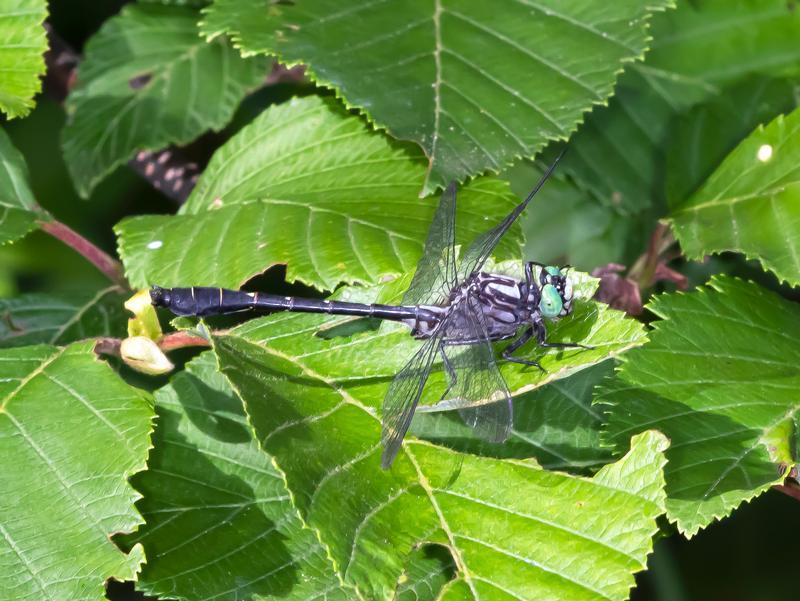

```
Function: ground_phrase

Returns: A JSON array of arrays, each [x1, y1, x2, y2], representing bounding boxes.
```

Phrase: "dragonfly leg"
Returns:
[[439, 343, 458, 398], [501, 326, 546, 373], [534, 320, 593, 350]]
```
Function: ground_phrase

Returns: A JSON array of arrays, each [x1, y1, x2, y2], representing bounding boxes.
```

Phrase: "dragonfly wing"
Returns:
[[441, 296, 512, 443], [457, 150, 565, 282], [402, 181, 459, 306], [380, 330, 444, 469]]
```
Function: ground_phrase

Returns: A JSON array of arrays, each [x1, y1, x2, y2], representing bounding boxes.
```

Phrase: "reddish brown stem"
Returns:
[[38, 219, 127, 288], [94, 331, 211, 359], [774, 482, 800, 503], [157, 331, 211, 352]]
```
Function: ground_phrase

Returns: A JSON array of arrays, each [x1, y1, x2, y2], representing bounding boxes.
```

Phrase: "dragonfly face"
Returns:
[[537, 265, 574, 319]]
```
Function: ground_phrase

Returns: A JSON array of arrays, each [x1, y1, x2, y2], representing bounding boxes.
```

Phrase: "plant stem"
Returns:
[[94, 331, 211, 359], [38, 219, 128, 288]]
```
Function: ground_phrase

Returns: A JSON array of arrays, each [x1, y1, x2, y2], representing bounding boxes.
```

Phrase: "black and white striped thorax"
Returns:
[[405, 272, 537, 341]]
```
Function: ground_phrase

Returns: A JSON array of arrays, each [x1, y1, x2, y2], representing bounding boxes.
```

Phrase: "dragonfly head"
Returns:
[[538, 266, 573, 319]]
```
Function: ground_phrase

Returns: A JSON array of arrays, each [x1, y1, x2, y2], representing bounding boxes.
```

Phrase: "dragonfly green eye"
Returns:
[[539, 284, 563, 318], [545, 265, 562, 277]]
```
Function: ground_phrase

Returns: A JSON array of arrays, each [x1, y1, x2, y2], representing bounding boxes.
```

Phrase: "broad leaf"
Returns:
[[601, 276, 800, 537], [563, 0, 800, 211], [0, 0, 47, 119], [413, 360, 615, 472], [0, 287, 128, 347], [61, 4, 268, 197], [217, 325, 668, 600], [116, 95, 522, 290], [644, 0, 800, 107], [669, 106, 800, 287], [119, 352, 352, 600], [0, 342, 153, 599], [506, 161, 642, 269], [0, 127, 44, 245], [202, 0, 673, 194], [665, 76, 798, 207], [396, 545, 455, 601]]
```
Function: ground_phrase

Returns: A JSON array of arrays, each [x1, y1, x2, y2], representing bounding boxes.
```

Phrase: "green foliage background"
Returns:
[[1, 1, 799, 600]]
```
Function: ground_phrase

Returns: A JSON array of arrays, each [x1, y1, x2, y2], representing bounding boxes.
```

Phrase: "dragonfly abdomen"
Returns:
[[150, 286, 428, 322]]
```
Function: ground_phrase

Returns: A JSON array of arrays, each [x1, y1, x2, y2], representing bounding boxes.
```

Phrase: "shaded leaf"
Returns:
[[116, 95, 521, 290], [601, 276, 800, 537], [62, 4, 268, 197], [0, 287, 128, 347], [0, 342, 153, 599], [0, 127, 44, 245], [201, 0, 673, 193], [563, 0, 800, 212], [665, 76, 798, 207], [669, 106, 800, 286], [396, 545, 455, 601], [412, 360, 615, 472], [217, 325, 669, 600], [0, 0, 48, 119], [119, 352, 353, 600]]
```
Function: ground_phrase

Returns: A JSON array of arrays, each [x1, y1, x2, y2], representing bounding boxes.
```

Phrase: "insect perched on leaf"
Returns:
[[150, 151, 589, 468]]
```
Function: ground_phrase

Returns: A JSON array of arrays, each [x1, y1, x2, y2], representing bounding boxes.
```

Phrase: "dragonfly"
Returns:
[[150, 151, 587, 469]]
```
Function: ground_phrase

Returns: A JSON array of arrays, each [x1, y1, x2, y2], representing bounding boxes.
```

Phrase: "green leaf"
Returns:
[[665, 76, 798, 207], [119, 351, 352, 600], [0, 287, 128, 347], [644, 0, 800, 107], [216, 326, 668, 600], [505, 160, 642, 269], [0, 342, 153, 600], [669, 106, 800, 287], [563, 0, 800, 212], [396, 545, 455, 601], [201, 0, 673, 194], [0, 127, 44, 245], [601, 276, 800, 537], [558, 68, 674, 214], [0, 0, 48, 119], [412, 360, 615, 472], [116, 95, 522, 290], [61, 4, 268, 197]]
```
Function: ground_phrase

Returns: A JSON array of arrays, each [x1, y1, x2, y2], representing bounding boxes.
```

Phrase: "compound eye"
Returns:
[[538, 284, 563, 319]]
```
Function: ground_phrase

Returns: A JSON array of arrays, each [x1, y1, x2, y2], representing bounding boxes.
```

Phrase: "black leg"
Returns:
[[534, 320, 593, 350], [439, 344, 457, 398], [501, 327, 546, 373]]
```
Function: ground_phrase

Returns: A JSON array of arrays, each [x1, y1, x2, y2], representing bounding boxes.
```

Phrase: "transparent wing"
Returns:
[[402, 181, 459, 306], [457, 150, 565, 282], [440, 296, 512, 443], [380, 328, 445, 469]]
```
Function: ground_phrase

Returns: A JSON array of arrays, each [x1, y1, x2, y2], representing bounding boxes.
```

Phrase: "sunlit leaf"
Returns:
[[201, 0, 673, 193], [0, 128, 44, 245], [0, 287, 128, 347], [669, 106, 800, 286], [0, 0, 48, 119], [0, 342, 153, 599], [601, 276, 800, 537], [61, 3, 268, 197], [216, 325, 668, 599], [116, 95, 521, 290], [119, 352, 352, 600]]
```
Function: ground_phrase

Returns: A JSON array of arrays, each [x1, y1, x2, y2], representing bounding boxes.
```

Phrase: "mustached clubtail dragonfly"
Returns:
[[150, 151, 587, 468]]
